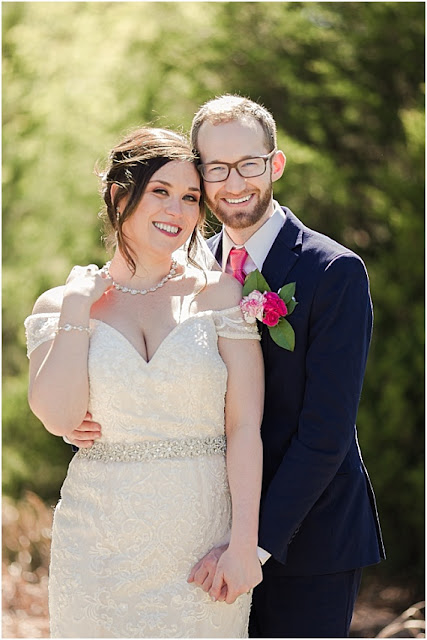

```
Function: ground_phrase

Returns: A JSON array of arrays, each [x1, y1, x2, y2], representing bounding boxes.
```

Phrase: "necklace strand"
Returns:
[[101, 259, 178, 295]]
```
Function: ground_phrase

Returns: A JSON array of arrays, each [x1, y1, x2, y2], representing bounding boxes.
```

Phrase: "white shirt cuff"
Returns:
[[257, 546, 271, 565]]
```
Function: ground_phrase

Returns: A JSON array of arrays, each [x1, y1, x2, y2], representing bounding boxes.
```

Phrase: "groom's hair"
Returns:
[[190, 94, 277, 153]]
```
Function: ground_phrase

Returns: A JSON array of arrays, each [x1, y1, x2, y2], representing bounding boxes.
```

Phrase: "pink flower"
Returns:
[[261, 292, 287, 327], [262, 310, 279, 326], [240, 290, 266, 324]]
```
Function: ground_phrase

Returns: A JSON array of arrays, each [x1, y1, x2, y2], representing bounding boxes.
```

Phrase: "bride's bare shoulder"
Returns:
[[31, 286, 65, 315], [197, 269, 242, 310]]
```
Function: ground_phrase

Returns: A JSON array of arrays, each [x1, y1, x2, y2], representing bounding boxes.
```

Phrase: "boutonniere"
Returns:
[[240, 270, 298, 351]]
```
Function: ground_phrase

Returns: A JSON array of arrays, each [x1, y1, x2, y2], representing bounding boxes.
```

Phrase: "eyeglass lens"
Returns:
[[200, 154, 273, 182]]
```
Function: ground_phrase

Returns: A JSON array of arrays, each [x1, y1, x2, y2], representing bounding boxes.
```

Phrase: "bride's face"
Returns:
[[122, 161, 202, 259]]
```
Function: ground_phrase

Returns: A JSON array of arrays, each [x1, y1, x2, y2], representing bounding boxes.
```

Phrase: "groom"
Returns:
[[187, 95, 385, 638], [68, 95, 385, 637]]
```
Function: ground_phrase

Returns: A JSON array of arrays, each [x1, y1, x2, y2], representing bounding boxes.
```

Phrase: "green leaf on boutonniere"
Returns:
[[243, 269, 271, 296], [286, 298, 298, 315], [278, 282, 296, 304], [268, 318, 295, 351]]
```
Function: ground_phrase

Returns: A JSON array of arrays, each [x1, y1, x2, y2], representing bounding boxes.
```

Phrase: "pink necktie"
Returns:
[[229, 247, 248, 285]]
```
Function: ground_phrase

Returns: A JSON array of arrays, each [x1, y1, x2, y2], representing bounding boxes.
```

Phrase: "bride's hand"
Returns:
[[64, 264, 112, 305], [209, 547, 262, 604]]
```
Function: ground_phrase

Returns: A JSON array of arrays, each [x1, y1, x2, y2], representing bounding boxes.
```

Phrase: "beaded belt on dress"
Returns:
[[76, 435, 227, 463]]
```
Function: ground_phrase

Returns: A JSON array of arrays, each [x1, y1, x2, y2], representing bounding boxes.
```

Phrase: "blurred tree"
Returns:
[[2, 1, 424, 590]]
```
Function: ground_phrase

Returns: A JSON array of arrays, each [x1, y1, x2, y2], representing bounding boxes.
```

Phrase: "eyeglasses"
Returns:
[[197, 149, 277, 183]]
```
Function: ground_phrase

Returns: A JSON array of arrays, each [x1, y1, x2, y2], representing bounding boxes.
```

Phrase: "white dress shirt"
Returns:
[[222, 201, 286, 566]]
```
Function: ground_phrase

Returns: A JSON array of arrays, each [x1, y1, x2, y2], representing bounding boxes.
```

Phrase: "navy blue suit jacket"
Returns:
[[208, 207, 385, 577]]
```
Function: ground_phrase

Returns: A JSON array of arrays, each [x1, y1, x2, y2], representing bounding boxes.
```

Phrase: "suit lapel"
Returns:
[[261, 208, 303, 291], [207, 232, 223, 266]]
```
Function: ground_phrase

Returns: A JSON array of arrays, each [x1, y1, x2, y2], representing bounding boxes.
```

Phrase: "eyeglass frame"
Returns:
[[197, 149, 277, 183]]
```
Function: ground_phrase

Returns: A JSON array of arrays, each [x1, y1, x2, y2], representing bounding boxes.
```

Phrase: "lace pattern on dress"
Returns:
[[213, 306, 260, 340], [24, 312, 60, 358]]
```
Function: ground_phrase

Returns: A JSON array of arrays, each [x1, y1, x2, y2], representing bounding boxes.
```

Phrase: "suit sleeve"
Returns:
[[258, 252, 373, 564]]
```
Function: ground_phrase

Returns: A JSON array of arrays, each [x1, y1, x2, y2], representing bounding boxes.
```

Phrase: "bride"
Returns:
[[25, 126, 264, 638]]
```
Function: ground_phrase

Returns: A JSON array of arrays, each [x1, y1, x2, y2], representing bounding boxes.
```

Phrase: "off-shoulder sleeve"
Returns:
[[24, 312, 60, 358], [212, 306, 261, 340]]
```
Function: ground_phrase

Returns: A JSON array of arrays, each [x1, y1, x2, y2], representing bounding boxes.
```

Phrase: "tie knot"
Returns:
[[229, 247, 248, 271], [229, 248, 248, 285]]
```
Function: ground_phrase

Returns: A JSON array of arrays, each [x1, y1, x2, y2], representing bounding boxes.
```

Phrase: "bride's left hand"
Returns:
[[209, 547, 263, 604]]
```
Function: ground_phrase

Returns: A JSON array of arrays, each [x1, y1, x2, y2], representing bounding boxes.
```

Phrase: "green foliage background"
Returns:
[[3, 2, 424, 591]]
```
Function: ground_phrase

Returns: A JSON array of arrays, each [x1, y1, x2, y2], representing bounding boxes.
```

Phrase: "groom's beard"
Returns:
[[205, 183, 273, 230]]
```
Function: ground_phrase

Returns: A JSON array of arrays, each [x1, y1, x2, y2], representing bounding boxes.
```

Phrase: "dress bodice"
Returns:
[[25, 307, 260, 443]]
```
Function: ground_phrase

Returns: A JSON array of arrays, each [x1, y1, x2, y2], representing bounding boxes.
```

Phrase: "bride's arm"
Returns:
[[28, 267, 111, 436], [187, 273, 264, 603], [212, 332, 264, 603]]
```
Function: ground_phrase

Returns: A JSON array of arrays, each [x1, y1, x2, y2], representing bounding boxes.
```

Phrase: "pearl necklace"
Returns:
[[102, 259, 178, 295]]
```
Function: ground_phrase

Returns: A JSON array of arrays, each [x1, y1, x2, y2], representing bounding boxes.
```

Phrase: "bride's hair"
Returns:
[[97, 127, 206, 275]]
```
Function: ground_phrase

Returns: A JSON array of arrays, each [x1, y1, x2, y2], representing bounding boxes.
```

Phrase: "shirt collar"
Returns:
[[222, 201, 286, 271]]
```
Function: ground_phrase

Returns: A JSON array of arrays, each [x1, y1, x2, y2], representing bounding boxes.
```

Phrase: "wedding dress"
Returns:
[[25, 305, 259, 638]]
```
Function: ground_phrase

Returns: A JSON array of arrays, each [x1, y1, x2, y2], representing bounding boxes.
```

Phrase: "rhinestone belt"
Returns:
[[76, 435, 226, 463]]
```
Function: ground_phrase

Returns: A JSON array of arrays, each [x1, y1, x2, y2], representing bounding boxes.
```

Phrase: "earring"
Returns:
[[116, 208, 120, 221]]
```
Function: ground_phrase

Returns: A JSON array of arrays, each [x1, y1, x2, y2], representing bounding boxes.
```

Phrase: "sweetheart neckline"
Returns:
[[25, 305, 242, 365], [90, 308, 232, 365]]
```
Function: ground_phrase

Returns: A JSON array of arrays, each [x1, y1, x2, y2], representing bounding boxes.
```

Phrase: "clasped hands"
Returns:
[[187, 543, 262, 604]]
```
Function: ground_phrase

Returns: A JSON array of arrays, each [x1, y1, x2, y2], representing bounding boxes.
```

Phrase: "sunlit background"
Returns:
[[3, 2, 424, 637]]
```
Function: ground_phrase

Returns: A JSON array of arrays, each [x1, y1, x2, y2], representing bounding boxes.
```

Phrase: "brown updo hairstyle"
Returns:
[[98, 127, 205, 275]]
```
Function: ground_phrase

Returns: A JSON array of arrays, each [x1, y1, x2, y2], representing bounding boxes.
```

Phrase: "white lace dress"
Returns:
[[25, 307, 259, 638]]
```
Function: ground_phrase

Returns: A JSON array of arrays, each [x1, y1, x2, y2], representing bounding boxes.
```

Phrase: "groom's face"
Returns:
[[196, 119, 276, 232]]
